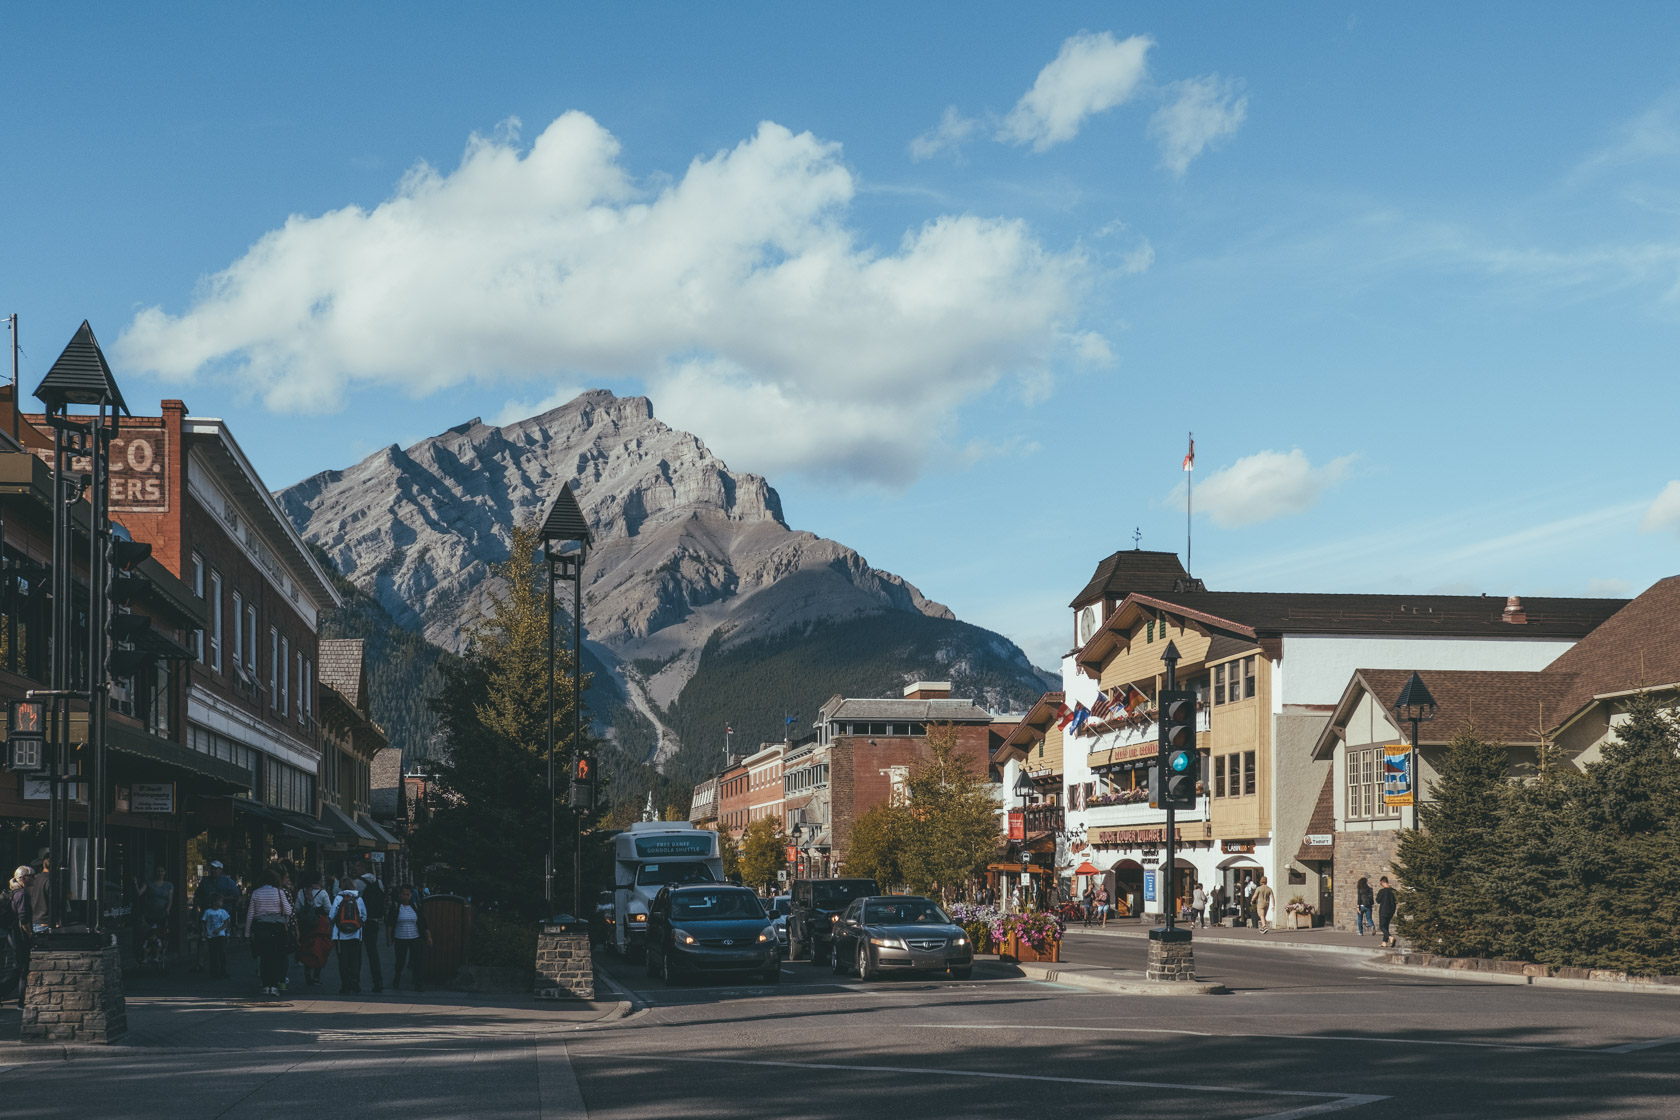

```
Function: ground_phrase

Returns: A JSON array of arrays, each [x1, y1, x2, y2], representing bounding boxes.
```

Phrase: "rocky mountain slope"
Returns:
[[277, 390, 1053, 776]]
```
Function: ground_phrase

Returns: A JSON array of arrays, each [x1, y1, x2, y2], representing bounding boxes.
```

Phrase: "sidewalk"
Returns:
[[0, 937, 625, 1055], [1064, 917, 1396, 958]]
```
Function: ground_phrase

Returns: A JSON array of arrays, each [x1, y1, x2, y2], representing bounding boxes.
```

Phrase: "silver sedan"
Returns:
[[831, 895, 974, 981]]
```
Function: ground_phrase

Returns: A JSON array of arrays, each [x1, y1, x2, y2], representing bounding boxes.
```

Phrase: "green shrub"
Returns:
[[470, 910, 537, 969]]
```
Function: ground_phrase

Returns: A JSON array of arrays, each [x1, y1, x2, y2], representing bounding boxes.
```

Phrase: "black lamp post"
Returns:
[[1013, 766, 1033, 906], [1392, 672, 1437, 832], [539, 483, 591, 919], [33, 322, 129, 934], [790, 823, 804, 877]]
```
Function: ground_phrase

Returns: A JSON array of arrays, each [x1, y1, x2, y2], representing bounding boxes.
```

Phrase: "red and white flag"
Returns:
[[1182, 435, 1195, 472]]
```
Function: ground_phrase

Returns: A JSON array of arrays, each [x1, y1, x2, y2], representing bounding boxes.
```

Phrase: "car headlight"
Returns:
[[830, 914, 840, 923], [953, 936, 967, 946], [673, 928, 695, 945], [630, 913, 647, 923], [758, 929, 773, 942], [869, 936, 905, 949]]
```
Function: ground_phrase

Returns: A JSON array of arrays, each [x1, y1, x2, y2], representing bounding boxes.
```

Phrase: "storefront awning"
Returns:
[[71, 711, 251, 794], [320, 803, 378, 849], [233, 798, 334, 842], [360, 815, 401, 851]]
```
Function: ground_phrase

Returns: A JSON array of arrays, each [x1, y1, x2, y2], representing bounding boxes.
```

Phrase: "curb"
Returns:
[[1062, 926, 1389, 962], [1366, 959, 1680, 997], [590, 968, 642, 1019], [1015, 961, 1226, 996]]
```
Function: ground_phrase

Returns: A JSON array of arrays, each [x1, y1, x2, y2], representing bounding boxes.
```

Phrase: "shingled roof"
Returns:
[[1541, 575, 1680, 720], [318, 638, 367, 712], [1139, 590, 1624, 639], [1069, 550, 1192, 609], [1347, 667, 1572, 747]]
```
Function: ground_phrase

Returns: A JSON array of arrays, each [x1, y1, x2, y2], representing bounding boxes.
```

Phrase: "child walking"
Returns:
[[202, 893, 231, 979]]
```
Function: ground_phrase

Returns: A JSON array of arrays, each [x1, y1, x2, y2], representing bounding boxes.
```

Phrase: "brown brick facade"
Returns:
[[827, 724, 993, 868]]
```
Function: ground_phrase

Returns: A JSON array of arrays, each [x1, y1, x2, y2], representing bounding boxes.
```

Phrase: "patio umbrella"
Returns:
[[1074, 862, 1100, 875]]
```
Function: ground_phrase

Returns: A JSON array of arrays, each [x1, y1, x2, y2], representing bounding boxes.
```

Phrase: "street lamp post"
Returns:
[[1393, 672, 1437, 832], [1012, 767, 1033, 907], [539, 483, 592, 919]]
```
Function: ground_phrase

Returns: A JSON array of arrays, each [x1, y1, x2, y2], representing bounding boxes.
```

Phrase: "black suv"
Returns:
[[645, 884, 781, 986], [787, 877, 878, 964]]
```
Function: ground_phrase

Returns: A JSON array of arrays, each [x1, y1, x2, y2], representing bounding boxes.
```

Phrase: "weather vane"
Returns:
[[1133, 526, 1142, 549]]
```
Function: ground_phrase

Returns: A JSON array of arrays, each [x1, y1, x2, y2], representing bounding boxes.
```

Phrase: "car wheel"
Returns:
[[661, 951, 682, 986], [950, 967, 973, 981], [831, 942, 848, 976], [857, 946, 874, 982]]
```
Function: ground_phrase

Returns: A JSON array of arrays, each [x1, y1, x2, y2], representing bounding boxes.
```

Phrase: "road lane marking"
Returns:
[[535, 1037, 588, 1119], [599, 1051, 1387, 1117], [919, 1023, 1592, 1053], [1600, 1033, 1680, 1053]]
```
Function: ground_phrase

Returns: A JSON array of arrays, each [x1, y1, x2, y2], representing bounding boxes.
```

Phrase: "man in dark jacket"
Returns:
[[1375, 876, 1399, 947], [9, 866, 33, 1008]]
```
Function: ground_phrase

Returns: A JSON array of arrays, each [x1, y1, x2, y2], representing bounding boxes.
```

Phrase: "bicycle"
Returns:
[[140, 921, 168, 973], [1052, 900, 1088, 925]]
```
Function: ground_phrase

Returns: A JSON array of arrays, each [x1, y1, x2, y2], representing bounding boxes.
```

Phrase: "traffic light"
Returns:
[[107, 534, 155, 679], [1157, 689, 1199, 810], [6, 699, 45, 773], [568, 752, 596, 810], [107, 537, 153, 606]]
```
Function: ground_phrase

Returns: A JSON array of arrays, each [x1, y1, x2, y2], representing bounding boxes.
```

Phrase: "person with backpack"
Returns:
[[1356, 877, 1376, 936], [328, 880, 368, 995], [386, 884, 430, 992], [293, 872, 332, 987], [354, 860, 388, 994], [243, 868, 293, 996]]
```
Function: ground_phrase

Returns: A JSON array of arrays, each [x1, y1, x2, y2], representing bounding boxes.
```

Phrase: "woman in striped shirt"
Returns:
[[244, 868, 293, 996]]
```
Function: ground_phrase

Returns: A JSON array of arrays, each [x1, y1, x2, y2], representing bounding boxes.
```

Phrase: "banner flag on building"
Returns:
[[1055, 703, 1076, 730], [1070, 703, 1090, 733], [1090, 690, 1114, 719], [1383, 742, 1414, 806]]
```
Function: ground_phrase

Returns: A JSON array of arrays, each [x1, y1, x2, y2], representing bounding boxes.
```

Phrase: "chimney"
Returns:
[[902, 681, 952, 700], [1502, 595, 1527, 625]]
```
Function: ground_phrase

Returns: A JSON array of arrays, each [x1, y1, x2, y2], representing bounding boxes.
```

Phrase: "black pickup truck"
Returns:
[[787, 877, 878, 964]]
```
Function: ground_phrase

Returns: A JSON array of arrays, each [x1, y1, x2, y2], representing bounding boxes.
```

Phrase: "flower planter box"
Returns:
[[1285, 912, 1312, 930], [1003, 933, 1061, 964]]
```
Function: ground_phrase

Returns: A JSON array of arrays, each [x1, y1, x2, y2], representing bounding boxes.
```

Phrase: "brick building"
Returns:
[[715, 759, 749, 837], [743, 743, 785, 831], [816, 682, 996, 870]]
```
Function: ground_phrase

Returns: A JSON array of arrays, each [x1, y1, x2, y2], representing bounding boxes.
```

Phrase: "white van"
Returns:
[[610, 822, 722, 958]]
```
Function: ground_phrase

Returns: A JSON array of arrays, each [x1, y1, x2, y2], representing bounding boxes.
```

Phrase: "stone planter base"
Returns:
[[22, 931, 126, 1044], [1146, 926, 1196, 982], [534, 924, 594, 1000]]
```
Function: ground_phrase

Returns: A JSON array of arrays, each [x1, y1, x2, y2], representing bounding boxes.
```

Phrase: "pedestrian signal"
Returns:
[[6, 699, 46, 773], [569, 752, 596, 810]]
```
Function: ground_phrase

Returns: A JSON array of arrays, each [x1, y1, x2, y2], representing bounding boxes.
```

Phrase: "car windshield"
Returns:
[[812, 881, 873, 908], [864, 899, 949, 925], [770, 898, 791, 916], [671, 891, 766, 921], [636, 863, 717, 887]]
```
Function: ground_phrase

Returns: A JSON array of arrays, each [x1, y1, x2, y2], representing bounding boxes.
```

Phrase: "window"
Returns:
[[245, 604, 257, 673], [1243, 656, 1257, 700], [296, 649, 305, 722], [1243, 750, 1257, 796], [232, 592, 243, 671], [269, 627, 278, 707], [1346, 747, 1401, 820], [1214, 754, 1226, 797], [209, 571, 223, 672], [191, 555, 205, 662], [1213, 664, 1226, 705], [1146, 620, 1155, 642], [280, 636, 290, 715]]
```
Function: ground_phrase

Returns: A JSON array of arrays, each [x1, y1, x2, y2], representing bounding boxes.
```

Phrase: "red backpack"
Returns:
[[336, 895, 363, 937]]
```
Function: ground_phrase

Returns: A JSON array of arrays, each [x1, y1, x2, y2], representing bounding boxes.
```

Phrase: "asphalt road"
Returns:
[[0, 934, 1676, 1119]]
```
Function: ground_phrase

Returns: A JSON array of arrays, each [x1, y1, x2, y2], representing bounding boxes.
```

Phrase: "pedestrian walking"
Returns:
[[1375, 876, 1398, 947], [1242, 877, 1257, 928], [1094, 885, 1110, 927], [329, 881, 368, 994], [8, 866, 33, 1008], [1192, 881, 1208, 929], [1253, 876, 1275, 934], [25, 849, 49, 932], [202, 893, 231, 978], [355, 861, 388, 994], [294, 872, 331, 987], [1355, 877, 1376, 935], [134, 866, 175, 966], [386, 885, 430, 991], [244, 869, 293, 995], [1209, 883, 1225, 928]]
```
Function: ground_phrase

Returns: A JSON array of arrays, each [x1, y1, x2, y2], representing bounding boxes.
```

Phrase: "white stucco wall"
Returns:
[[1279, 634, 1575, 707]]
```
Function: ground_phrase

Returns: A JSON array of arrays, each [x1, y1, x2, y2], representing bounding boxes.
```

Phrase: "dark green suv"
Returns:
[[787, 877, 878, 964]]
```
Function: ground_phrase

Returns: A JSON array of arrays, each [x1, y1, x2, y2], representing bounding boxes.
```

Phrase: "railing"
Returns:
[[1086, 705, 1212, 753], [1025, 806, 1064, 833]]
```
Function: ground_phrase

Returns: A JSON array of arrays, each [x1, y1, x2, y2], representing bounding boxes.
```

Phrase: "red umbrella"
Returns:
[[1074, 862, 1100, 875]]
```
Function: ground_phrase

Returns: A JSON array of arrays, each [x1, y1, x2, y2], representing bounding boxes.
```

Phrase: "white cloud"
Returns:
[[116, 113, 1084, 486], [1191, 448, 1357, 528], [1149, 74, 1247, 176], [1587, 577, 1633, 596], [1068, 330, 1114, 366], [910, 106, 979, 161], [1641, 480, 1680, 534], [997, 31, 1152, 152], [493, 383, 586, 427]]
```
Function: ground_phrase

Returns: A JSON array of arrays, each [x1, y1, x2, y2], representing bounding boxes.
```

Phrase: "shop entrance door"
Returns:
[[1110, 860, 1144, 917], [1224, 866, 1261, 925]]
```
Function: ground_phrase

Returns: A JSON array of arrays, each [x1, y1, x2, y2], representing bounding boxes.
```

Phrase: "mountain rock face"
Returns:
[[278, 390, 1051, 769]]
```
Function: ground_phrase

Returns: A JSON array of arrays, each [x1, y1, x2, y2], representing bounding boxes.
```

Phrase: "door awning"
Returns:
[[68, 711, 251, 794], [360, 815, 401, 851], [320, 803, 377, 849], [233, 798, 334, 842]]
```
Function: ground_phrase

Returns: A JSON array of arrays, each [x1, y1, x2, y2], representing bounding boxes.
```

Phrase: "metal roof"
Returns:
[[540, 482, 593, 546], [828, 698, 992, 723], [34, 320, 129, 414]]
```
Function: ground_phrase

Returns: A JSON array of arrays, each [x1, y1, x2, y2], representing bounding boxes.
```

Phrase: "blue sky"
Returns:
[[6, 5, 1679, 666]]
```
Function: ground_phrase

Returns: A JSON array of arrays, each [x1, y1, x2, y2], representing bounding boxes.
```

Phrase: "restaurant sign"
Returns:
[[1093, 826, 1183, 848], [1221, 839, 1256, 854]]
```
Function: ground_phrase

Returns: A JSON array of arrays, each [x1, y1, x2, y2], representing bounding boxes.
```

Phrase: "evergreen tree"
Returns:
[[411, 524, 600, 918]]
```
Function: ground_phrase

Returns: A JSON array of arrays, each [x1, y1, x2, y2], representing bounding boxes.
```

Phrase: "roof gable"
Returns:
[[1542, 575, 1680, 716], [1069, 550, 1191, 609]]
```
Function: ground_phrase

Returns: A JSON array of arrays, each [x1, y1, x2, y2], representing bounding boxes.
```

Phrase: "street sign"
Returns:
[[1143, 870, 1158, 903], [777, 870, 788, 882]]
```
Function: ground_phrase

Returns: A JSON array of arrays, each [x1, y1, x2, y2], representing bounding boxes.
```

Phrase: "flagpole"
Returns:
[[1186, 431, 1193, 577]]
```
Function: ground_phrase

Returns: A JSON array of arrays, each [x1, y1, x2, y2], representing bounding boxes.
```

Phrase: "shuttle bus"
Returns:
[[610, 821, 723, 958]]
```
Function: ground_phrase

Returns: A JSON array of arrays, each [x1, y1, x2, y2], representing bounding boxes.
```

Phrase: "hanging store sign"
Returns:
[[1383, 743, 1414, 807], [23, 778, 86, 803], [1092, 826, 1183, 848], [1221, 840, 1256, 854], [1306, 834, 1333, 847], [130, 782, 175, 814]]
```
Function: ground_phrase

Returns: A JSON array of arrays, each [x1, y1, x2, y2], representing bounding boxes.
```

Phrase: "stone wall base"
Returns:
[[534, 925, 594, 1000], [1332, 830, 1403, 931], [22, 932, 127, 1044], [1147, 927, 1196, 982]]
